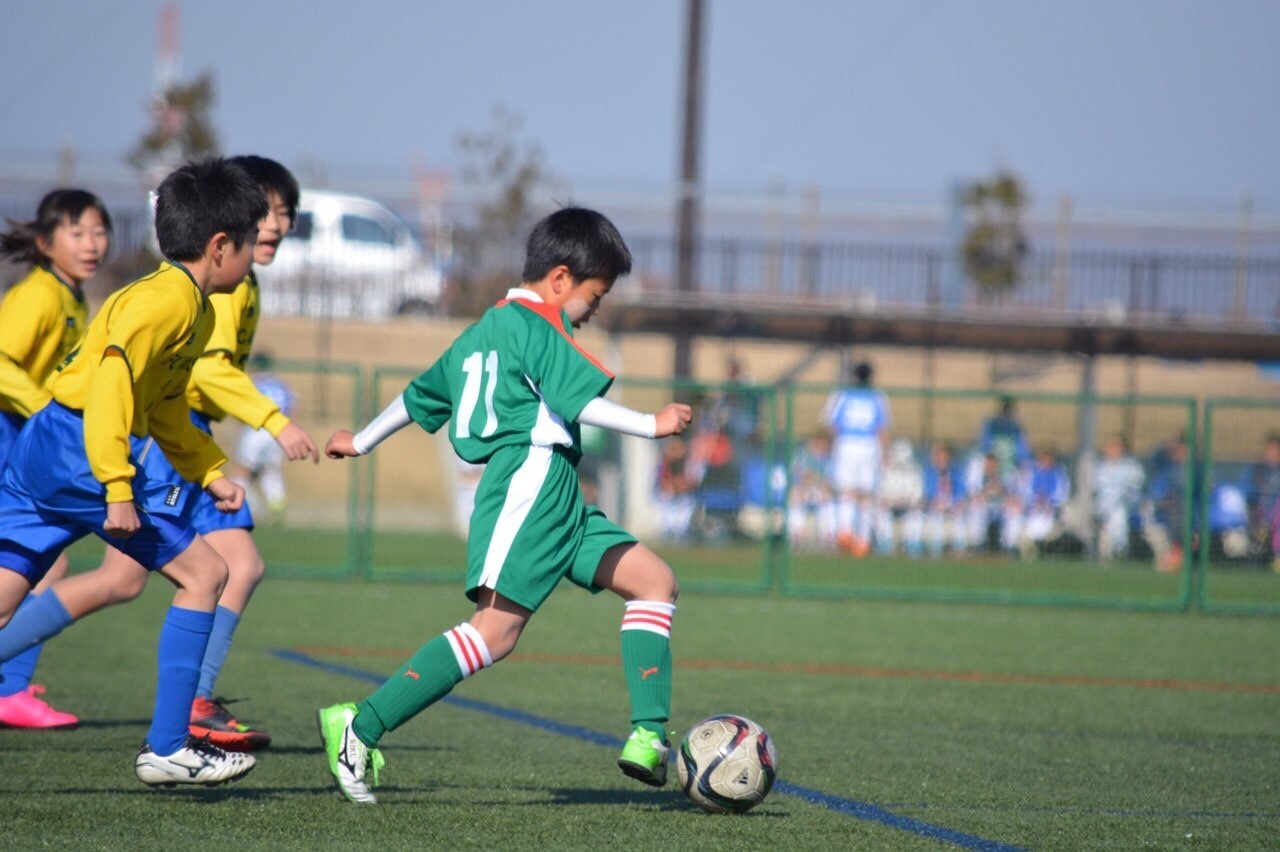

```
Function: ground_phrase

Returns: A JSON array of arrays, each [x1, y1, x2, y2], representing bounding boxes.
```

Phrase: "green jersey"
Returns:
[[402, 290, 613, 465]]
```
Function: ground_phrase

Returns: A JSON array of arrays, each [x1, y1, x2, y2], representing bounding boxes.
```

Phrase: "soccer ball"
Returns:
[[676, 714, 777, 814]]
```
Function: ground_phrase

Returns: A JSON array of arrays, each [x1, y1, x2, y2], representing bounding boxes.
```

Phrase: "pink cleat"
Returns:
[[0, 684, 79, 729]]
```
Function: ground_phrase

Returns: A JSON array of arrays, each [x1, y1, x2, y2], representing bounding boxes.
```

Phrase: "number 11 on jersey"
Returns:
[[457, 350, 499, 438]]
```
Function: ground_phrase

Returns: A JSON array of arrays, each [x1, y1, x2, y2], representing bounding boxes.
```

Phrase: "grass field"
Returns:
[[2, 567, 1278, 850]]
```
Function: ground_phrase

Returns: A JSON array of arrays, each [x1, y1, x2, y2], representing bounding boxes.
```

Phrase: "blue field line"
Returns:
[[275, 647, 1025, 852]]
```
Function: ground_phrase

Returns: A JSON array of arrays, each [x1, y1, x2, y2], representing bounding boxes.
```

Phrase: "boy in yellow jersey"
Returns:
[[0, 158, 265, 787], [0, 157, 321, 750], [182, 156, 319, 746], [0, 189, 110, 728]]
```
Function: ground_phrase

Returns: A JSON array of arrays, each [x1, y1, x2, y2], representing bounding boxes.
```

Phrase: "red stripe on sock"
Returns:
[[622, 614, 673, 631], [450, 628, 481, 675]]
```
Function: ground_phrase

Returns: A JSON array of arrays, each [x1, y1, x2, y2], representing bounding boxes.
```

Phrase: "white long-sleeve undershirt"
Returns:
[[577, 395, 656, 438], [350, 393, 654, 455], [351, 394, 412, 454]]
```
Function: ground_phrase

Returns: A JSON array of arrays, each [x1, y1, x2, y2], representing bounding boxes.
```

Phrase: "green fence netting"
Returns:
[[1199, 398, 1280, 615]]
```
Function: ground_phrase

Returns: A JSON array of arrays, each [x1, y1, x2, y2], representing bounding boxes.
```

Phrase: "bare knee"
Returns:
[[164, 552, 229, 600], [0, 572, 34, 626], [231, 553, 267, 589], [469, 590, 531, 663], [596, 543, 678, 604], [105, 566, 149, 604]]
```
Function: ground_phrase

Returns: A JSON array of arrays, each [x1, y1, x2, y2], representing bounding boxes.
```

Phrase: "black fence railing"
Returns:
[[6, 198, 1277, 334], [624, 235, 1280, 332]]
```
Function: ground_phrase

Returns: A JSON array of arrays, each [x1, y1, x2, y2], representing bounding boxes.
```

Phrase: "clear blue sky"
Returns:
[[2, 0, 1278, 215]]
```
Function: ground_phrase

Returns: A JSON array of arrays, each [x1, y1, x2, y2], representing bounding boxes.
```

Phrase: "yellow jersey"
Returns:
[[186, 272, 291, 435], [50, 262, 227, 502], [0, 266, 89, 418]]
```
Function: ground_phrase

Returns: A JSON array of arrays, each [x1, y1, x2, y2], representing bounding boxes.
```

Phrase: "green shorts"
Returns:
[[465, 445, 636, 611]]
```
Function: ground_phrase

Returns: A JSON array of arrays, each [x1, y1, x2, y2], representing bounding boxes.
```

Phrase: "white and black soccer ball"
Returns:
[[676, 714, 777, 814]]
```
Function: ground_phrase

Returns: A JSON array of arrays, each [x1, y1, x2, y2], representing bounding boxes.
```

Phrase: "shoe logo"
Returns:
[[404, 666, 420, 680], [639, 666, 659, 681]]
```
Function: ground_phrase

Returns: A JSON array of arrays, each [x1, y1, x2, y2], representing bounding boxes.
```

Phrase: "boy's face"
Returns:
[[209, 232, 257, 293], [252, 189, 291, 267], [561, 276, 613, 328]]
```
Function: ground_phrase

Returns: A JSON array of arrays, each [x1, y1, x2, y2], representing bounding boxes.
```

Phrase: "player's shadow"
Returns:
[[542, 787, 788, 818], [541, 787, 688, 811], [265, 743, 450, 756], [46, 785, 358, 802], [69, 718, 152, 730]]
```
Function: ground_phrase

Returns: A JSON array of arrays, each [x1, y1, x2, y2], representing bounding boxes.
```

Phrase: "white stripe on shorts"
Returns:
[[445, 622, 492, 678], [479, 445, 553, 592]]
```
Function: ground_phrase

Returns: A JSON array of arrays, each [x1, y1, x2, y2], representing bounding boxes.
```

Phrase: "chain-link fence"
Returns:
[[207, 361, 365, 578], [777, 386, 1197, 610], [151, 364, 1277, 615], [1199, 399, 1280, 615]]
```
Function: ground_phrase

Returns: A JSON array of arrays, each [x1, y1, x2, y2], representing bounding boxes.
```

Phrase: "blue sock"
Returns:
[[197, 606, 241, 699], [147, 606, 213, 756], [0, 591, 74, 697]]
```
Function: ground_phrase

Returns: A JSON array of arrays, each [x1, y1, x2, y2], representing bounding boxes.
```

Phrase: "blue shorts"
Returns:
[[0, 409, 27, 468], [0, 403, 199, 585], [185, 411, 255, 534]]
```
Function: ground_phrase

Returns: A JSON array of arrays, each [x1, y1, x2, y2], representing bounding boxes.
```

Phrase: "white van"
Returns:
[[256, 190, 443, 319]]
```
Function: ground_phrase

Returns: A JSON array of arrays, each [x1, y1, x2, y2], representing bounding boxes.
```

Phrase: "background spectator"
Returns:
[[877, 438, 924, 557], [230, 354, 296, 524], [965, 451, 1019, 553], [655, 436, 697, 542], [922, 442, 969, 557], [1143, 435, 1192, 573], [1244, 434, 1280, 562], [980, 396, 1032, 483], [823, 361, 890, 557], [1093, 434, 1145, 560], [1006, 445, 1071, 558], [787, 432, 836, 551]]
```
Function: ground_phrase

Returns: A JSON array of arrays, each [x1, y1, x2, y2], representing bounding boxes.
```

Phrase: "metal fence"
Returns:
[[189, 366, 1277, 614], [208, 361, 365, 578], [1200, 399, 1280, 615], [6, 197, 1277, 335], [626, 236, 1280, 331]]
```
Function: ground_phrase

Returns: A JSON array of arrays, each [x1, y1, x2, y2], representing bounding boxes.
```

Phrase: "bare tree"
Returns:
[[962, 170, 1029, 299], [127, 71, 220, 183], [445, 105, 560, 316]]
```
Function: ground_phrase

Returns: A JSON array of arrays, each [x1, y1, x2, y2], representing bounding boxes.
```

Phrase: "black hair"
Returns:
[[154, 157, 267, 261], [853, 362, 873, 385], [521, 206, 632, 284], [0, 188, 113, 267], [228, 155, 299, 225]]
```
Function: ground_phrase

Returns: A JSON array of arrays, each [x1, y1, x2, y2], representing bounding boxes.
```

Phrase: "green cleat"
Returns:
[[317, 702, 385, 804], [617, 726, 670, 787]]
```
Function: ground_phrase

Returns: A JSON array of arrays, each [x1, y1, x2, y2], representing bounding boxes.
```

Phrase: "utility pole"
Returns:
[[673, 0, 704, 382]]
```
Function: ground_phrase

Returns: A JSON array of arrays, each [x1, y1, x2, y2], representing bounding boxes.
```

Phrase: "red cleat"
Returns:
[[189, 696, 271, 752]]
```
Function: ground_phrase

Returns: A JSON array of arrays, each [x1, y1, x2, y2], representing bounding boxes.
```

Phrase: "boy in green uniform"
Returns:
[[318, 207, 692, 804]]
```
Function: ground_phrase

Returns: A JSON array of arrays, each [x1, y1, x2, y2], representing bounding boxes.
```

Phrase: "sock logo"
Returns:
[[404, 666, 420, 680], [639, 666, 659, 681]]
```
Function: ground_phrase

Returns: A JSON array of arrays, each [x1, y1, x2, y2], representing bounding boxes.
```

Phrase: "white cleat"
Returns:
[[135, 735, 257, 787], [317, 702, 385, 804]]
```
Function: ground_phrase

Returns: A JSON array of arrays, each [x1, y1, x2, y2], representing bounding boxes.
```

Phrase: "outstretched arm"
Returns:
[[578, 396, 692, 439], [326, 394, 412, 459]]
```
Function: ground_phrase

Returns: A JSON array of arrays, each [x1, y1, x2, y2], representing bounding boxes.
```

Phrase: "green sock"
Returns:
[[353, 634, 465, 746], [621, 628, 672, 737]]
